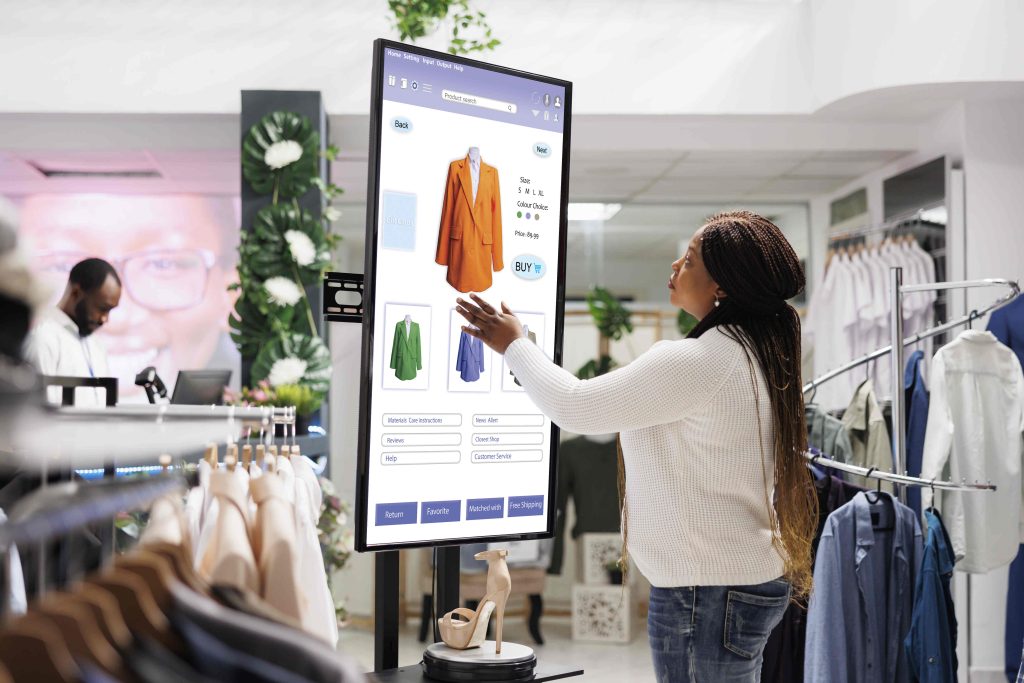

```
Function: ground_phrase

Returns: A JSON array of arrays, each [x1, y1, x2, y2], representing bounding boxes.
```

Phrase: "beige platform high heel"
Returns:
[[437, 549, 512, 653]]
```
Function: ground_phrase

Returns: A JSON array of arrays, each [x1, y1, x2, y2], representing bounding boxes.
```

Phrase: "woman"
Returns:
[[456, 210, 817, 682]]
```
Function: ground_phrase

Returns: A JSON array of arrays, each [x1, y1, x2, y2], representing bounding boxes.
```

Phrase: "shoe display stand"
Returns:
[[368, 546, 582, 683]]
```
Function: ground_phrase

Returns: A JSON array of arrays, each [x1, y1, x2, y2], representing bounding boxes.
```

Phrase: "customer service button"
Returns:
[[466, 497, 505, 520], [421, 500, 461, 524], [471, 450, 543, 463], [375, 502, 417, 526], [508, 495, 545, 517]]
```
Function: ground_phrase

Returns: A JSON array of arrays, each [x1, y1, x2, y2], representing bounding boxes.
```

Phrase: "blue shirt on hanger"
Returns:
[[904, 508, 958, 683], [988, 296, 1024, 682], [904, 350, 929, 518]]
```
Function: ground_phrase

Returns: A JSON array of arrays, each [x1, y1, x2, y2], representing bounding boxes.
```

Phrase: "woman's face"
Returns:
[[669, 225, 723, 319]]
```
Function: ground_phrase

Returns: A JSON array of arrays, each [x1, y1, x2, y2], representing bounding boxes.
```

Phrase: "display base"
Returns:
[[422, 641, 536, 682]]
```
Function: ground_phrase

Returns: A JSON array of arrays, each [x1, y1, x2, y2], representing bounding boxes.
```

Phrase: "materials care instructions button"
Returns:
[[381, 432, 461, 447], [471, 450, 543, 463], [421, 500, 461, 524], [508, 495, 545, 517], [375, 502, 417, 526], [466, 497, 505, 520], [384, 413, 462, 427], [473, 414, 544, 427], [381, 451, 460, 465]]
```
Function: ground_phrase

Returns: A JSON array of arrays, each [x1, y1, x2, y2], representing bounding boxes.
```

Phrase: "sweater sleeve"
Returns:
[[503, 333, 740, 435]]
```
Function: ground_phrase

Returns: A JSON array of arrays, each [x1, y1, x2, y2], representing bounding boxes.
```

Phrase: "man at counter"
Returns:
[[26, 257, 122, 406]]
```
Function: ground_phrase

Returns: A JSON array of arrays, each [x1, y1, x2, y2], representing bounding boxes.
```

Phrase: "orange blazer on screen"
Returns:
[[435, 155, 503, 293]]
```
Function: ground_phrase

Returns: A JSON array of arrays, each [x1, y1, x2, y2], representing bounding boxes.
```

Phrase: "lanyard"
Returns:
[[80, 338, 95, 378]]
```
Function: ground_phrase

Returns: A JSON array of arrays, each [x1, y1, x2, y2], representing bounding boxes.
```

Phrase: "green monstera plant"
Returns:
[[576, 287, 633, 380], [230, 110, 343, 416]]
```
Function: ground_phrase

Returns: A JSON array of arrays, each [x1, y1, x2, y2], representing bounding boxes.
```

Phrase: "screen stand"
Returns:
[[375, 551, 400, 671]]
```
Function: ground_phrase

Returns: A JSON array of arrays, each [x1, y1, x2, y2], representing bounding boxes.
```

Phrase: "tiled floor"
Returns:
[[338, 616, 657, 682]]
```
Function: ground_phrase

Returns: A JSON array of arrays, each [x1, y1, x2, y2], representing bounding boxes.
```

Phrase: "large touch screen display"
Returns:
[[358, 41, 570, 550]]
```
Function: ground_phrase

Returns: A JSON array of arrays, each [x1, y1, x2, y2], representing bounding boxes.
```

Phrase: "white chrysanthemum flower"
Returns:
[[323, 206, 342, 222], [268, 356, 308, 387], [264, 140, 303, 170], [263, 276, 302, 307], [284, 230, 316, 266]]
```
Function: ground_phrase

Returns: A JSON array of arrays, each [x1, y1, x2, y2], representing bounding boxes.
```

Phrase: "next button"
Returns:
[[375, 502, 417, 526], [466, 497, 505, 520], [421, 499, 461, 524], [508, 495, 545, 517]]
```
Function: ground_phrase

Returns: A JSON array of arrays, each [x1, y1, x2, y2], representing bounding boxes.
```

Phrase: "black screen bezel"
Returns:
[[355, 38, 573, 552]]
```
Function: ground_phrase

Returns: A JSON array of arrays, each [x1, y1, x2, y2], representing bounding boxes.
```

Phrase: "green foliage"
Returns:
[[576, 354, 617, 380], [586, 286, 633, 341], [242, 111, 321, 199], [677, 309, 698, 336], [272, 383, 323, 417], [387, 0, 501, 55], [247, 204, 330, 285], [251, 333, 332, 395]]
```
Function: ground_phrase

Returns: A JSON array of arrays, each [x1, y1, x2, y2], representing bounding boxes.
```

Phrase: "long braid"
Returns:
[[688, 211, 817, 599]]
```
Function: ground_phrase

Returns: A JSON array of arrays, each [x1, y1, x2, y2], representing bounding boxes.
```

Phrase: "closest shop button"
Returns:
[[375, 502, 417, 526]]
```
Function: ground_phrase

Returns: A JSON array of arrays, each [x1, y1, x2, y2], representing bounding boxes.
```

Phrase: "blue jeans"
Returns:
[[648, 579, 791, 683]]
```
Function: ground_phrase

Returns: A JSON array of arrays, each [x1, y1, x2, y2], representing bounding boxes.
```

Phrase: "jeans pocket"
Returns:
[[722, 584, 790, 659]]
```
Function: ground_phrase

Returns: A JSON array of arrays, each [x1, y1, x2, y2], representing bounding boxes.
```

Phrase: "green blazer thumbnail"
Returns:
[[390, 319, 423, 381]]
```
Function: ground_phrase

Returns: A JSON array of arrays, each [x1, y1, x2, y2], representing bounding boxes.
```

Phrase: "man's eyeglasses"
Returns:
[[37, 249, 218, 312]]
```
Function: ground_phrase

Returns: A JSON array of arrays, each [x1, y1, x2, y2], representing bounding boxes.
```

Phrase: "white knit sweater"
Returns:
[[504, 326, 786, 587]]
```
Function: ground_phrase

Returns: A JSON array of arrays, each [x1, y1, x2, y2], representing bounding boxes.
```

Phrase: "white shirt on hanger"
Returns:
[[921, 330, 1024, 573]]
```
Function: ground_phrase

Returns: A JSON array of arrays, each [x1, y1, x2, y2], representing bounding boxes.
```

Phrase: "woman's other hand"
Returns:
[[455, 293, 524, 354]]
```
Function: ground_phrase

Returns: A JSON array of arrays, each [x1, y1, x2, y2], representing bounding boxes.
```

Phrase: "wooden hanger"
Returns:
[[255, 444, 266, 469], [143, 541, 209, 596], [225, 450, 237, 473], [114, 551, 179, 615], [290, 444, 300, 457], [242, 444, 253, 469], [205, 442, 218, 468], [62, 585, 132, 652], [31, 599, 125, 679], [267, 445, 278, 473], [0, 617, 80, 683], [85, 571, 179, 652]]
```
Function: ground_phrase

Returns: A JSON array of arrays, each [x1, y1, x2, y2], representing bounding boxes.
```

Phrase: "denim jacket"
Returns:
[[904, 508, 957, 683], [805, 492, 923, 682]]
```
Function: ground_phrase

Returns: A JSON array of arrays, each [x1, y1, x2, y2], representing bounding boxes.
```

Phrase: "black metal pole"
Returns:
[[374, 551, 400, 671], [433, 545, 461, 642]]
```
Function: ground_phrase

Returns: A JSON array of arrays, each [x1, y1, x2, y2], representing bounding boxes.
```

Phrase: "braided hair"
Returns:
[[689, 210, 817, 599]]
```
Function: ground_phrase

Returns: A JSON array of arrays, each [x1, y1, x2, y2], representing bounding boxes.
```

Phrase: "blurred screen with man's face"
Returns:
[[16, 193, 240, 402]]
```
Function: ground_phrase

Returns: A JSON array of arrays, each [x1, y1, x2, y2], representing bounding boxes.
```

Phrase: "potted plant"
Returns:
[[230, 110, 341, 425], [576, 286, 633, 380]]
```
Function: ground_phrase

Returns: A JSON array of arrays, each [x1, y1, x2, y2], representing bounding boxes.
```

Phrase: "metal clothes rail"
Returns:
[[804, 450, 996, 492], [803, 273, 1019, 499]]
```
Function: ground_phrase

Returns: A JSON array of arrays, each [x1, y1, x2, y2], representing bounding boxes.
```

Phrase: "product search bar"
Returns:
[[441, 89, 517, 114]]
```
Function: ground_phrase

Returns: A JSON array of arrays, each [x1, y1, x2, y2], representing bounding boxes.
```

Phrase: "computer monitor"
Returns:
[[170, 370, 232, 405]]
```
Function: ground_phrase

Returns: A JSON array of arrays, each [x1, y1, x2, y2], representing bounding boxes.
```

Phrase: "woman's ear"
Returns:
[[715, 286, 728, 301]]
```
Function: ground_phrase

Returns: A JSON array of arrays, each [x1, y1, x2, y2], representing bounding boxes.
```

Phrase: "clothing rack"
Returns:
[[53, 403, 298, 425], [804, 450, 996, 492], [827, 202, 947, 243], [804, 271, 1020, 500]]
